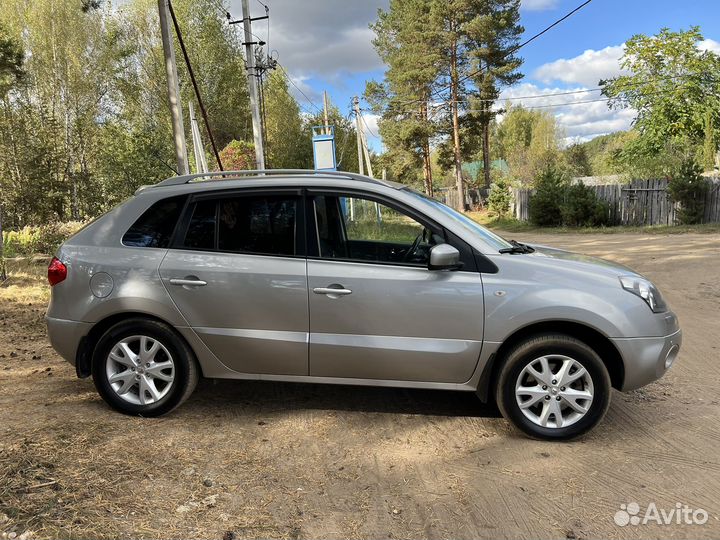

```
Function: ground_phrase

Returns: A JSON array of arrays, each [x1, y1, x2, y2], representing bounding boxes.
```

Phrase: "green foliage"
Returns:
[[0, 0, 262, 230], [561, 183, 609, 227], [564, 143, 592, 177], [667, 158, 709, 224], [529, 168, 567, 226], [219, 140, 256, 171], [529, 168, 607, 227], [703, 110, 717, 172], [601, 27, 720, 166], [0, 22, 23, 95], [496, 105, 564, 184], [2, 221, 85, 256], [262, 71, 312, 169], [487, 176, 512, 217]]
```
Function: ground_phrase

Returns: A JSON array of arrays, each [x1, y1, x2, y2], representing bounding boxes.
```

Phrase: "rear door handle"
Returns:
[[313, 286, 352, 296], [169, 278, 207, 287]]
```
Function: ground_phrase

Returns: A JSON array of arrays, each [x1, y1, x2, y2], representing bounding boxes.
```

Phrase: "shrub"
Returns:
[[2, 221, 85, 257], [487, 176, 513, 217], [668, 158, 709, 224], [529, 167, 567, 226], [561, 183, 607, 227], [529, 168, 610, 227]]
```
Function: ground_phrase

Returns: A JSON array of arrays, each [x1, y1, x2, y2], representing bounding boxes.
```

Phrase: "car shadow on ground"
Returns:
[[186, 377, 503, 418]]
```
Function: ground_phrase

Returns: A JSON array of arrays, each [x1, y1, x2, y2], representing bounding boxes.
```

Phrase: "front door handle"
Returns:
[[313, 286, 352, 296], [169, 278, 207, 287]]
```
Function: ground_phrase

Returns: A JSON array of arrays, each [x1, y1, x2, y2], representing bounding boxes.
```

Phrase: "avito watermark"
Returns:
[[614, 502, 708, 527]]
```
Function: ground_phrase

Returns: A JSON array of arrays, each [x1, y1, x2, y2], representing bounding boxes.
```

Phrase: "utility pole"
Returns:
[[323, 91, 330, 135], [241, 0, 265, 170], [189, 101, 208, 174], [353, 97, 364, 176], [158, 0, 188, 175]]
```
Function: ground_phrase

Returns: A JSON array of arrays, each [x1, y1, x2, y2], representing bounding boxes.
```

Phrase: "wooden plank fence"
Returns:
[[436, 178, 720, 225], [510, 178, 720, 226]]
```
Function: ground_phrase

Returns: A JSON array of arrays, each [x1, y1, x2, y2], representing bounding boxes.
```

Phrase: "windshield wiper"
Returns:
[[499, 240, 535, 254]]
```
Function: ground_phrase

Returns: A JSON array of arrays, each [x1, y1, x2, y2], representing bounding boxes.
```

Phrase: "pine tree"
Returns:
[[464, 0, 524, 188], [366, 0, 441, 194]]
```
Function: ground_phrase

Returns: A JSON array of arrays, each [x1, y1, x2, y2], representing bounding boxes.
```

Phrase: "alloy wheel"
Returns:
[[105, 335, 175, 406], [515, 354, 594, 429]]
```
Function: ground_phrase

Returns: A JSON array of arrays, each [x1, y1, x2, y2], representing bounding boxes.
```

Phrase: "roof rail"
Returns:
[[151, 169, 395, 189]]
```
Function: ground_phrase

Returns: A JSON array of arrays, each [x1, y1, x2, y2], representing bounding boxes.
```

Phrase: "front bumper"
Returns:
[[46, 316, 92, 366], [612, 329, 682, 391]]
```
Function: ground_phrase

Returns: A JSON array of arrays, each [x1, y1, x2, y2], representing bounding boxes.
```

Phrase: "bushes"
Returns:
[[529, 168, 608, 227], [668, 159, 709, 224], [2, 221, 85, 257], [487, 176, 512, 217], [528, 168, 566, 226]]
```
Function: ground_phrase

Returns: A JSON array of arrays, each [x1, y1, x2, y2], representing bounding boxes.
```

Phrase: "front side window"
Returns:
[[181, 194, 298, 256], [314, 195, 442, 265]]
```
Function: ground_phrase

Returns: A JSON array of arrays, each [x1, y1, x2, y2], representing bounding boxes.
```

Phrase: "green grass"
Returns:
[[345, 219, 419, 243], [466, 211, 720, 235]]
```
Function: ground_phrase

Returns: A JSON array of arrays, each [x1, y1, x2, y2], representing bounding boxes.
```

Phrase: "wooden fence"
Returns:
[[510, 178, 720, 226], [436, 179, 720, 225]]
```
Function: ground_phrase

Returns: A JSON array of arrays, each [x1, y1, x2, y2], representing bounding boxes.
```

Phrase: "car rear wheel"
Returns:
[[495, 334, 611, 440], [92, 318, 199, 416]]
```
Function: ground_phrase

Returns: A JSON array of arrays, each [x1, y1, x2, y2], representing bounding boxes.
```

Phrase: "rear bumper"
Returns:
[[46, 316, 92, 366], [612, 329, 682, 391]]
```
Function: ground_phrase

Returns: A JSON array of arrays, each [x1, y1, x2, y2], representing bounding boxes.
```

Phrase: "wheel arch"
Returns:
[[476, 320, 624, 402], [75, 312, 199, 378]]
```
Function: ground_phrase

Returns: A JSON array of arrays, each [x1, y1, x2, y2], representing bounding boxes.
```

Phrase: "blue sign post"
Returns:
[[312, 125, 337, 171]]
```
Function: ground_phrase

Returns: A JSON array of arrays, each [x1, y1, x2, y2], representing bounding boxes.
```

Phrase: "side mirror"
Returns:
[[428, 243, 462, 271]]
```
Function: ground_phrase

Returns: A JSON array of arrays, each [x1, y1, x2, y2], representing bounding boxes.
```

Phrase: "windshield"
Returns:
[[404, 189, 512, 251]]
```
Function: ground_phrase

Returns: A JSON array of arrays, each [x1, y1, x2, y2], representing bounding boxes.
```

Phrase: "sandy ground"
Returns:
[[1, 232, 719, 539]]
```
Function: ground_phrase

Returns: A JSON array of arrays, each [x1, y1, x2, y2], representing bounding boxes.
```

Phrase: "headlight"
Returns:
[[619, 276, 667, 313]]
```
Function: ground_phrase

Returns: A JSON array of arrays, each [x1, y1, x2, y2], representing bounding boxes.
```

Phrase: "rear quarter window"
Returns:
[[122, 195, 187, 248]]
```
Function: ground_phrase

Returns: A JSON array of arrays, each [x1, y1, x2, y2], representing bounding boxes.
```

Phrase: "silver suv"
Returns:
[[46, 170, 681, 439]]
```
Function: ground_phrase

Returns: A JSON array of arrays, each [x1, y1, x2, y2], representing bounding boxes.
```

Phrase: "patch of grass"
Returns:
[[466, 210, 720, 235], [345, 219, 419, 243], [0, 257, 50, 304]]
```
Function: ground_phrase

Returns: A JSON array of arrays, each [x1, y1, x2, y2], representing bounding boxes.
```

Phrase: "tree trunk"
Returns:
[[450, 36, 465, 211], [482, 114, 491, 189], [482, 101, 491, 189], [420, 102, 433, 196], [0, 202, 5, 282]]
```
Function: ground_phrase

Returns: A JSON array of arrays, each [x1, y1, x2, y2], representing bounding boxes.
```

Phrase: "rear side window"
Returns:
[[122, 196, 186, 248], [180, 195, 298, 256]]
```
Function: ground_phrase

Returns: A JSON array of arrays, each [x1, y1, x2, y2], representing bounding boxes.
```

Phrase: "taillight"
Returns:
[[48, 257, 67, 286]]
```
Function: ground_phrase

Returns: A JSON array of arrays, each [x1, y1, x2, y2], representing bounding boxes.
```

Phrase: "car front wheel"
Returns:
[[91, 318, 199, 416], [495, 334, 611, 440]]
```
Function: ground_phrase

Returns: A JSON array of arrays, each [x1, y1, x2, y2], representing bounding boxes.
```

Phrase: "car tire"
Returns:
[[91, 318, 199, 416], [495, 334, 611, 440]]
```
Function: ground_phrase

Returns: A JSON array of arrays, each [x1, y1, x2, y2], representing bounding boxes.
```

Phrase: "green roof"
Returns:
[[461, 160, 509, 179]]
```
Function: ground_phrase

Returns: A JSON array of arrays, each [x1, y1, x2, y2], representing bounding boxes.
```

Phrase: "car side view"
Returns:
[[46, 170, 682, 440]]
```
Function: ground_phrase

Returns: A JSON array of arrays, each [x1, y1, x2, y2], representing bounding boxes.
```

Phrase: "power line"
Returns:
[[382, 0, 592, 109], [276, 62, 323, 114], [448, 0, 594, 97], [168, 0, 224, 170], [359, 111, 379, 139]]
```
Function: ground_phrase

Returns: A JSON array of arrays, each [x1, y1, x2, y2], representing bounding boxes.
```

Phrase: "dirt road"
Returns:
[[1, 232, 719, 539]]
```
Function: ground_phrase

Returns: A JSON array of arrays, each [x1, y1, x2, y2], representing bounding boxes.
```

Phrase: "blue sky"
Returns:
[[227, 0, 720, 151]]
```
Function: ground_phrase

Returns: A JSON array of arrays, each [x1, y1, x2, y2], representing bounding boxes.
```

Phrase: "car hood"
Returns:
[[527, 244, 641, 278]]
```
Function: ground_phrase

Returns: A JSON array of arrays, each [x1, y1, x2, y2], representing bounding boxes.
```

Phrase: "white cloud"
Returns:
[[497, 82, 635, 142], [361, 113, 380, 142], [228, 0, 387, 77], [521, 0, 559, 10], [699, 38, 720, 55], [533, 45, 628, 87]]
